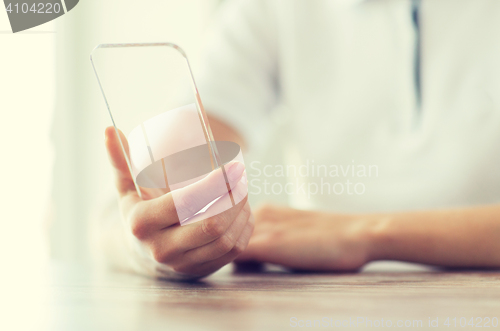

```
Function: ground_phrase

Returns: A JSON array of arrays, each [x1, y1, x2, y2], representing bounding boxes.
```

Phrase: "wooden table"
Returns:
[[4, 262, 500, 331]]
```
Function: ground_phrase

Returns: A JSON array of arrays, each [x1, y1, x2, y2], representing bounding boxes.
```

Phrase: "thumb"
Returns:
[[104, 126, 136, 195]]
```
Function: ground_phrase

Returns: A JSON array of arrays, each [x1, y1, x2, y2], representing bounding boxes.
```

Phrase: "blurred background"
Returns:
[[0, 0, 230, 267]]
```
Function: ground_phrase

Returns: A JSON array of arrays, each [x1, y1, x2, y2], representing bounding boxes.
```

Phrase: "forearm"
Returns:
[[368, 205, 500, 268]]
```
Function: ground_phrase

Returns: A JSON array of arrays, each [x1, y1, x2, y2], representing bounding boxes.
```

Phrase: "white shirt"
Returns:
[[196, 0, 500, 213]]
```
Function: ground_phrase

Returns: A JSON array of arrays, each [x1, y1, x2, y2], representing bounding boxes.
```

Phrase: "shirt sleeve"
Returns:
[[195, 0, 279, 151], [91, 197, 204, 281]]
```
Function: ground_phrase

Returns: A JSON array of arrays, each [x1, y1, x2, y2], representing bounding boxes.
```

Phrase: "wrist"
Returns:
[[362, 214, 395, 262]]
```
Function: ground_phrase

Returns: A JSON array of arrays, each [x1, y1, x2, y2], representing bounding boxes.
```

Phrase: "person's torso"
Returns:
[[270, 0, 500, 212]]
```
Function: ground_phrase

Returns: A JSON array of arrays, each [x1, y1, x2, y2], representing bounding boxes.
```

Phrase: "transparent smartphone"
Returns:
[[90, 43, 247, 226]]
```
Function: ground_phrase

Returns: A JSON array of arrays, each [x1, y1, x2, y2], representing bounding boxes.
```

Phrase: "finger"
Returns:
[[174, 179, 248, 245], [147, 180, 248, 260], [233, 211, 255, 254], [133, 164, 246, 233], [233, 230, 270, 263], [180, 172, 247, 226], [173, 215, 254, 276], [172, 161, 245, 221], [180, 201, 252, 265], [105, 126, 136, 195]]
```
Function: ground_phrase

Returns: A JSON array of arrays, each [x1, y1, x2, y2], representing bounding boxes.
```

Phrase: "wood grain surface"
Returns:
[[4, 262, 500, 331]]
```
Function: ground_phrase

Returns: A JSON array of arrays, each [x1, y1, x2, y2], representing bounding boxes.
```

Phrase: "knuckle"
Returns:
[[158, 195, 177, 214], [239, 204, 252, 221], [129, 206, 149, 240], [130, 218, 147, 240], [232, 240, 246, 255], [176, 192, 198, 216], [151, 245, 174, 264], [217, 234, 235, 254], [268, 229, 284, 241], [151, 246, 164, 263], [255, 203, 275, 220], [202, 218, 226, 238]]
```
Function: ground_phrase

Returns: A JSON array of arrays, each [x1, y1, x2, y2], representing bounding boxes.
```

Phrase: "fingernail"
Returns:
[[227, 162, 245, 182]]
